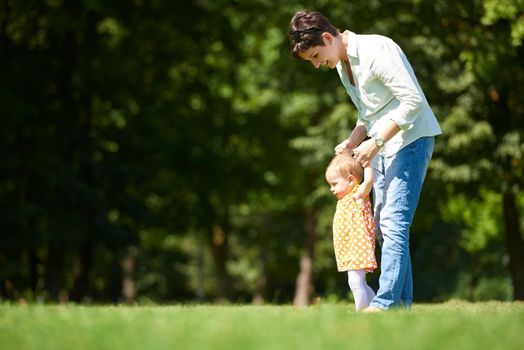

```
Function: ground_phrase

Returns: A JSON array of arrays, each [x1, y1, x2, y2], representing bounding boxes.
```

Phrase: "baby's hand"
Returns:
[[353, 185, 371, 206]]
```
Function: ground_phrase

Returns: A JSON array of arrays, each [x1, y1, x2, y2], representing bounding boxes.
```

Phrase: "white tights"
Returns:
[[347, 269, 376, 312]]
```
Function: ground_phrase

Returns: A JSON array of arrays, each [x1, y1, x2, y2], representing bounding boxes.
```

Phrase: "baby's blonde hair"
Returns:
[[325, 153, 363, 183]]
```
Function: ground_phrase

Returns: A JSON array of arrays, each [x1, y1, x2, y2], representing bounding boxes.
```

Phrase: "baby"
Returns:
[[325, 152, 378, 311]]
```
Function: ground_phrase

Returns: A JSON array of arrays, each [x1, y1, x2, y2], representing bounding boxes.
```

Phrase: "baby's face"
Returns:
[[326, 168, 352, 200]]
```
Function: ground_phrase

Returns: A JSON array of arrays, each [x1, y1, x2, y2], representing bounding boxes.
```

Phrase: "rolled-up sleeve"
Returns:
[[369, 40, 423, 130]]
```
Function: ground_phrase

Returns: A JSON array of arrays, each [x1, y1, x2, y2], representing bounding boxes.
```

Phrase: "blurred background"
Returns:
[[1, 0, 523, 305]]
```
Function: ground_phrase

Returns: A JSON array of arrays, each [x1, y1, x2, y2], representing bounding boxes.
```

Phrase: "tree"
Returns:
[[425, 0, 524, 299]]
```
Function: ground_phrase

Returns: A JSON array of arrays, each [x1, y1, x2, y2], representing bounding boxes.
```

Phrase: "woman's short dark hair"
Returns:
[[288, 10, 340, 59]]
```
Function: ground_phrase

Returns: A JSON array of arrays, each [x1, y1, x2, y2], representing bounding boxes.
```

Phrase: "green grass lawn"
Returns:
[[1, 301, 523, 350]]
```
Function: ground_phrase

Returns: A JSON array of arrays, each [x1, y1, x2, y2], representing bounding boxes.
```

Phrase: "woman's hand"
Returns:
[[335, 122, 368, 155], [352, 139, 380, 168], [334, 139, 352, 155]]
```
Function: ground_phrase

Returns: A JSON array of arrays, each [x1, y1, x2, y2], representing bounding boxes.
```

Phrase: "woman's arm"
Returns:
[[335, 120, 368, 154], [371, 38, 424, 130]]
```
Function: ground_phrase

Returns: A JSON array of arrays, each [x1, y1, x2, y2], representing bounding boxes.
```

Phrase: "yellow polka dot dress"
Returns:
[[332, 185, 377, 272]]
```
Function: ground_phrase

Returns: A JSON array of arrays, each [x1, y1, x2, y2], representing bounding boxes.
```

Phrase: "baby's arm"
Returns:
[[353, 165, 374, 204]]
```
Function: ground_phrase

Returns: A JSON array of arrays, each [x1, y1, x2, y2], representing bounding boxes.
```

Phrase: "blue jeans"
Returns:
[[370, 137, 434, 309]]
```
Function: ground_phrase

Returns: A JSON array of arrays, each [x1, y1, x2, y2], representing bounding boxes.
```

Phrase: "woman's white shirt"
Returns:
[[336, 30, 442, 157]]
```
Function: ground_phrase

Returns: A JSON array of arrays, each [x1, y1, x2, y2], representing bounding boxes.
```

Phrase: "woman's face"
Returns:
[[298, 35, 339, 69]]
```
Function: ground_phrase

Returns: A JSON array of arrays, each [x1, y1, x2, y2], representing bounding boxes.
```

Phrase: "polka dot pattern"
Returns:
[[332, 185, 377, 272]]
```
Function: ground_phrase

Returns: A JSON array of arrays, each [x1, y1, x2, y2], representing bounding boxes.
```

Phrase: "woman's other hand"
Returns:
[[352, 139, 380, 168]]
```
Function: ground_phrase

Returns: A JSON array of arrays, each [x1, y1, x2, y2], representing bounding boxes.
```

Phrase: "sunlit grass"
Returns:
[[0, 301, 523, 350]]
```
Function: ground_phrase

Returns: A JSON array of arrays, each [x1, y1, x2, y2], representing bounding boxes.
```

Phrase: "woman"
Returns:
[[288, 10, 441, 311]]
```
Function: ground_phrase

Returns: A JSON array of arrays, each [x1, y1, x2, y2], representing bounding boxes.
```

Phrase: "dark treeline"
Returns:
[[1, 0, 523, 304]]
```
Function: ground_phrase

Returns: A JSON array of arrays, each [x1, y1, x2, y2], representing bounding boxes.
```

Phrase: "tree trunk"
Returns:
[[70, 241, 93, 302], [29, 249, 38, 299], [293, 211, 317, 307], [502, 190, 524, 300], [44, 246, 65, 302], [121, 247, 137, 304], [195, 230, 206, 301], [252, 230, 269, 305], [209, 224, 232, 301]]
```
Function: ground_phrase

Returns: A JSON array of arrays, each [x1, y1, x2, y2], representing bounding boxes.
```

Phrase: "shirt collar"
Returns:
[[336, 30, 358, 72], [345, 30, 358, 58]]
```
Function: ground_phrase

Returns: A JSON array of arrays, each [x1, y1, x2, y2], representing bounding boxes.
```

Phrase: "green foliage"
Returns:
[[482, 0, 524, 46], [441, 189, 502, 253], [1, 0, 523, 303]]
